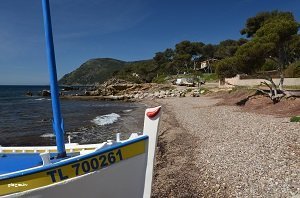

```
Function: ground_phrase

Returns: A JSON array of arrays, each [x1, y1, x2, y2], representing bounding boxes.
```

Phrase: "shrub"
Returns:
[[215, 56, 242, 78], [201, 73, 218, 82], [261, 59, 277, 71], [290, 116, 300, 122], [152, 74, 168, 84], [285, 61, 300, 78]]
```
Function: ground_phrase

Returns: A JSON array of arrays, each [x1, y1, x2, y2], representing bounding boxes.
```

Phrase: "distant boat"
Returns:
[[0, 0, 161, 197]]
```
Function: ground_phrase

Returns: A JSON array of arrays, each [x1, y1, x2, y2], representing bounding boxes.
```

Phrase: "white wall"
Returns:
[[220, 75, 300, 87]]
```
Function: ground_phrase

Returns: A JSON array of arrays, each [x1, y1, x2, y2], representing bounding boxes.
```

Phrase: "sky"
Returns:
[[0, 0, 299, 85]]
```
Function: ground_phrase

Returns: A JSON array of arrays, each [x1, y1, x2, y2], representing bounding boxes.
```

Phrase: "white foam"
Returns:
[[122, 109, 133, 113], [91, 113, 120, 126], [40, 133, 55, 138], [35, 98, 45, 101]]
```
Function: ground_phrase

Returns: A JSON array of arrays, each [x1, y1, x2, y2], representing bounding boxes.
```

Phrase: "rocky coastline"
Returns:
[[62, 79, 203, 101]]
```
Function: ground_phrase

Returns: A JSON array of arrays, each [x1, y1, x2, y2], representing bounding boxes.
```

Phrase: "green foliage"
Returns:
[[240, 11, 295, 38], [261, 59, 277, 71], [201, 73, 218, 82], [186, 88, 193, 93], [217, 11, 299, 78], [287, 35, 300, 62], [116, 60, 157, 83], [201, 44, 216, 60], [59, 58, 125, 85], [215, 39, 245, 59], [152, 74, 168, 84], [199, 87, 209, 94], [285, 61, 300, 77], [290, 116, 300, 122], [215, 56, 243, 78], [60, 11, 300, 84]]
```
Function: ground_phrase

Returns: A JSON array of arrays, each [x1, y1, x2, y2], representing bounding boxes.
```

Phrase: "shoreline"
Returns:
[[146, 96, 300, 197]]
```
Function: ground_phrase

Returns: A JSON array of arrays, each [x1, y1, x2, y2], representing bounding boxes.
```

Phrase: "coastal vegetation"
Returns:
[[59, 10, 299, 90], [59, 58, 126, 85], [290, 115, 300, 122]]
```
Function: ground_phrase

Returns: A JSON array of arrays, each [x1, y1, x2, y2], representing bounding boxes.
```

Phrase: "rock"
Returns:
[[103, 95, 124, 100], [179, 91, 185, 97], [84, 90, 99, 96], [154, 92, 160, 97], [192, 90, 200, 97], [26, 91, 33, 96], [41, 90, 51, 97]]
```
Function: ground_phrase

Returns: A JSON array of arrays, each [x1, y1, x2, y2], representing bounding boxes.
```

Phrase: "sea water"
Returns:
[[0, 85, 145, 146]]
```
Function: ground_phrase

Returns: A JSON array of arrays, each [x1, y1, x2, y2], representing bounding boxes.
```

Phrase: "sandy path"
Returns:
[[147, 96, 300, 197]]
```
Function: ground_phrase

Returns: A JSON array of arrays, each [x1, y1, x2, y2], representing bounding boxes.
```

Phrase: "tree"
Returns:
[[243, 11, 299, 91], [217, 11, 299, 103], [174, 41, 204, 72], [201, 44, 216, 60], [286, 34, 300, 63], [215, 56, 244, 79], [240, 11, 294, 38], [153, 48, 176, 75], [215, 39, 247, 59], [164, 48, 175, 61]]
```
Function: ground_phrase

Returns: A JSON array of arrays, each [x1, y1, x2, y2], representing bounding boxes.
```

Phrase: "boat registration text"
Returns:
[[0, 138, 146, 196]]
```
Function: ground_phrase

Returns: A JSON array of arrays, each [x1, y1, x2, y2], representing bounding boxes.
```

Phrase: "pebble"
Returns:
[[154, 96, 300, 197]]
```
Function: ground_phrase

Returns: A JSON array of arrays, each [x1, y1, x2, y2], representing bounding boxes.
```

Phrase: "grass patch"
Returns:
[[152, 74, 168, 84], [198, 87, 209, 94], [201, 73, 218, 82], [290, 116, 300, 122]]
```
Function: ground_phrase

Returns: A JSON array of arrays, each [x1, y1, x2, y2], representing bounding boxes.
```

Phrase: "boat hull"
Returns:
[[8, 154, 147, 198], [1, 105, 162, 197], [1, 137, 148, 197]]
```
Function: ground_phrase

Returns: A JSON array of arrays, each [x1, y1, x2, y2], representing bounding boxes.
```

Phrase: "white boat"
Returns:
[[0, 106, 161, 197], [0, 1, 161, 197]]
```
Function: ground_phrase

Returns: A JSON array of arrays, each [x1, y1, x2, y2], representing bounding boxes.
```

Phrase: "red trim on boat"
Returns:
[[146, 106, 161, 118]]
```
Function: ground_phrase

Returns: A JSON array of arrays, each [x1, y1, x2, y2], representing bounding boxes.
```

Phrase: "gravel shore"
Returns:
[[148, 96, 300, 197]]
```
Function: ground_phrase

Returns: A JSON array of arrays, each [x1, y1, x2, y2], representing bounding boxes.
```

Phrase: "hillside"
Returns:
[[59, 58, 126, 85]]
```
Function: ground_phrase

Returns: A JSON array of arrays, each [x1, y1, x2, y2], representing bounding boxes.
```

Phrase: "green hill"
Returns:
[[59, 58, 126, 85]]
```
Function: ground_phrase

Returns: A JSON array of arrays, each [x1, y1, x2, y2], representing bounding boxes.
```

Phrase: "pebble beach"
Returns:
[[148, 96, 300, 197]]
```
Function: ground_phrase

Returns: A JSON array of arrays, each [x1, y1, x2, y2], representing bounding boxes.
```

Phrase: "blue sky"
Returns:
[[0, 0, 299, 85]]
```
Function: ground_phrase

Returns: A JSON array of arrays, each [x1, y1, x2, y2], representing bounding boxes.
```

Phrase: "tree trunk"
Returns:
[[260, 76, 285, 104]]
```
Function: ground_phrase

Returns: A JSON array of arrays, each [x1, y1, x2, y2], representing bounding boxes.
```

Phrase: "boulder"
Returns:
[[41, 90, 51, 97]]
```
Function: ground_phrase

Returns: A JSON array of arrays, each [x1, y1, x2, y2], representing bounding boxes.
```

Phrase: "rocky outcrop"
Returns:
[[80, 78, 203, 101], [41, 90, 51, 97]]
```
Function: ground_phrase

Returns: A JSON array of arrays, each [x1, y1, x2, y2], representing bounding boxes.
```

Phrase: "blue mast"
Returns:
[[42, 0, 66, 158]]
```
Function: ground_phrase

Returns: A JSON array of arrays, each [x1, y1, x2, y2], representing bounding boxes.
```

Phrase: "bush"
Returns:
[[285, 61, 300, 77], [290, 116, 300, 122], [152, 74, 168, 83], [215, 56, 241, 78], [261, 59, 277, 71], [201, 73, 218, 82]]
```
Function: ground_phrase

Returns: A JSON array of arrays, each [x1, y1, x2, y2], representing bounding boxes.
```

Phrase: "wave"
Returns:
[[91, 113, 120, 126], [34, 98, 51, 101], [40, 133, 55, 138], [35, 98, 46, 101], [122, 109, 133, 113]]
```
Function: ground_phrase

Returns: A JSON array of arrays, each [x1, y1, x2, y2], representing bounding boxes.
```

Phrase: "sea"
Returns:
[[0, 85, 145, 147]]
